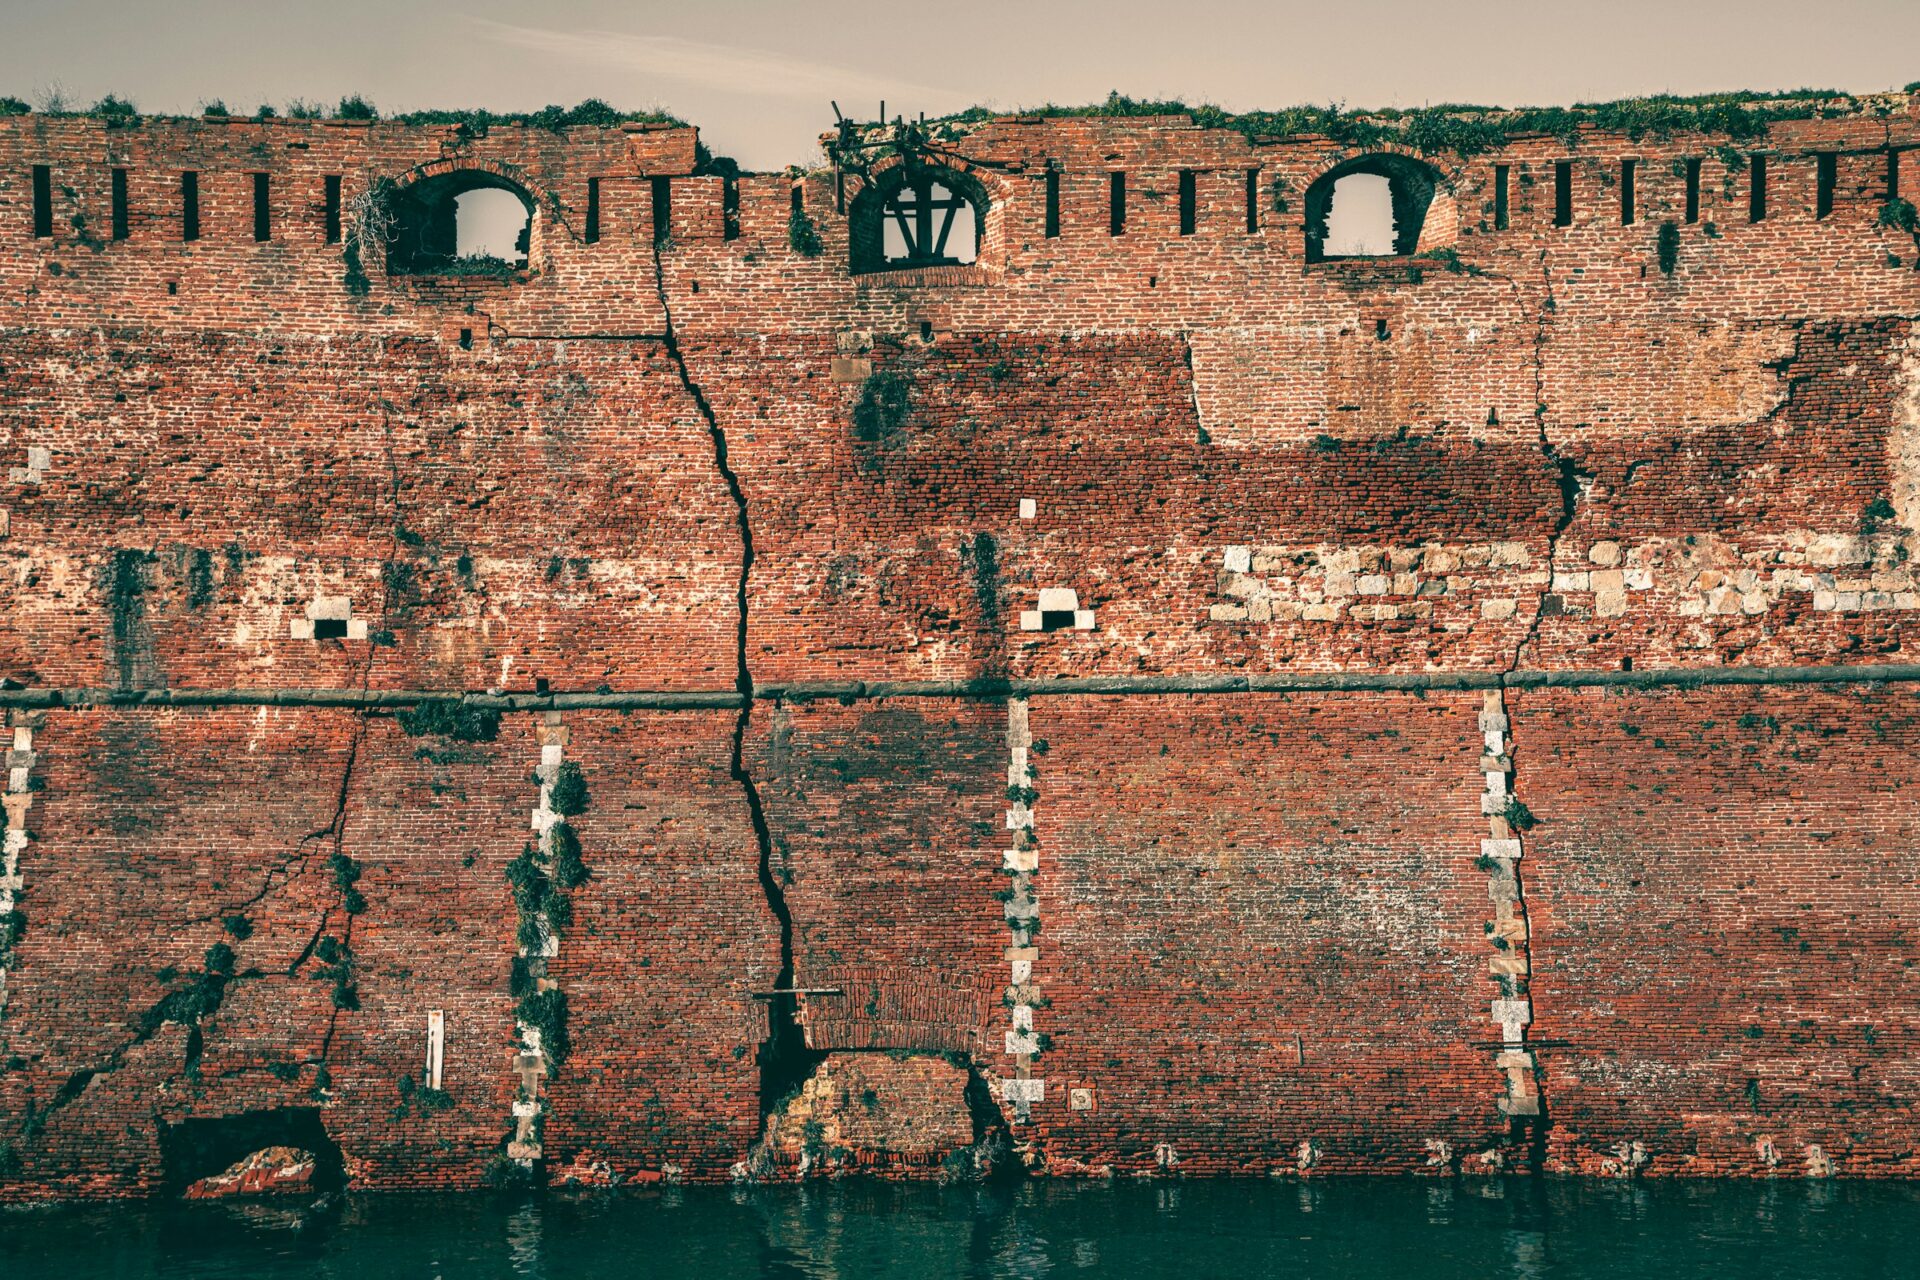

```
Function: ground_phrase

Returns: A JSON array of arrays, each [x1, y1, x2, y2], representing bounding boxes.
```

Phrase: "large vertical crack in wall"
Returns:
[[648, 247, 811, 1121]]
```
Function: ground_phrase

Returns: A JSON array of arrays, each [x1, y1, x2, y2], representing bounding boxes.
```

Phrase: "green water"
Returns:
[[4, 1179, 1916, 1278]]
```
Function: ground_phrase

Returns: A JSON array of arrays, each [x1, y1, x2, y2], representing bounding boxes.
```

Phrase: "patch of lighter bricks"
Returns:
[[0, 709, 39, 1016], [507, 710, 569, 1167], [1214, 530, 1920, 629], [999, 698, 1045, 1120], [1477, 690, 1542, 1121]]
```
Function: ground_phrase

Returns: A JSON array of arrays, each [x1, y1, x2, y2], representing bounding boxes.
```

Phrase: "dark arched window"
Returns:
[[1304, 155, 1450, 262], [387, 170, 535, 277], [849, 165, 986, 274]]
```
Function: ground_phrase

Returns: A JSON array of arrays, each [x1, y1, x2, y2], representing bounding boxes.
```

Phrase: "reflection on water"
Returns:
[[3, 1177, 1917, 1279]]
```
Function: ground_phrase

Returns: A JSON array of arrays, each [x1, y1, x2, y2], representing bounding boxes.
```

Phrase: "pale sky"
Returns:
[[4, 0, 1919, 172]]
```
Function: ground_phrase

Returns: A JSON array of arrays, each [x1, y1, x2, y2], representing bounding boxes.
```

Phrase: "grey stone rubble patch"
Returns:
[[998, 697, 1046, 1120], [1477, 690, 1541, 1119], [0, 709, 42, 1015], [508, 711, 569, 1167]]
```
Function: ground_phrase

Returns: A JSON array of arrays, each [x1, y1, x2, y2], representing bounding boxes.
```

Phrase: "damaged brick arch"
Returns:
[[1304, 151, 1455, 261], [383, 159, 538, 276], [847, 161, 998, 274]]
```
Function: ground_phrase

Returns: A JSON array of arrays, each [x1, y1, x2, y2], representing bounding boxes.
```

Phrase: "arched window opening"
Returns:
[[850, 165, 987, 274], [387, 171, 535, 277], [1304, 155, 1449, 263]]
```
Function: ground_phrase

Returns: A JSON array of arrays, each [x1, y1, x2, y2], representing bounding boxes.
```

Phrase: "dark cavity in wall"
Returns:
[[103, 548, 162, 691], [157, 1108, 344, 1196]]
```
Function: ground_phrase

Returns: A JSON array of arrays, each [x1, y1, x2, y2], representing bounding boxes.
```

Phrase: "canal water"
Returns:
[[4, 1177, 1917, 1278]]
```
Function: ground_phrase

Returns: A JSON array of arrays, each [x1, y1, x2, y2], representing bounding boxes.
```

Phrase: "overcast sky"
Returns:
[[5, 0, 1920, 171]]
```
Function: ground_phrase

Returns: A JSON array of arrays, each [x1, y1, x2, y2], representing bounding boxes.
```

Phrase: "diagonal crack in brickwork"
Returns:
[[647, 244, 810, 1127]]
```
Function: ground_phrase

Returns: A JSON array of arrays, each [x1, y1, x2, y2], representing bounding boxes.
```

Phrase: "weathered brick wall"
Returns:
[[4, 98, 1920, 1194]]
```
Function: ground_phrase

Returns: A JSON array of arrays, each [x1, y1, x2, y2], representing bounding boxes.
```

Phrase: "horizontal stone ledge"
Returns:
[[6, 660, 1920, 711]]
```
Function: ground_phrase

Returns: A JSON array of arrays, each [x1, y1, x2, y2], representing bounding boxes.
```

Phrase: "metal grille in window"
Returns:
[[882, 175, 974, 267]]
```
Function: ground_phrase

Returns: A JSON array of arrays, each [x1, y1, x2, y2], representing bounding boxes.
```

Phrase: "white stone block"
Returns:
[[541, 743, 564, 771], [345, 619, 369, 641], [1483, 730, 1505, 754], [309, 595, 352, 621], [1480, 599, 1517, 620], [10, 728, 30, 751], [1019, 610, 1044, 631], [1010, 959, 1032, 983], [289, 619, 315, 640], [1491, 999, 1532, 1026], [1208, 604, 1248, 622], [1356, 574, 1389, 596], [1623, 568, 1653, 590], [26, 447, 49, 472], [1006, 1031, 1038, 1055], [1484, 771, 1508, 797], [1481, 839, 1523, 860], [1552, 571, 1589, 592], [1011, 1005, 1034, 1031], [512, 1100, 540, 1118], [1019, 498, 1037, 520], [1037, 588, 1079, 612], [1588, 541, 1621, 566], [1003, 1078, 1044, 1104], [1223, 546, 1251, 573], [1300, 603, 1341, 622], [7, 768, 26, 794], [1003, 846, 1037, 872], [1073, 610, 1096, 630]]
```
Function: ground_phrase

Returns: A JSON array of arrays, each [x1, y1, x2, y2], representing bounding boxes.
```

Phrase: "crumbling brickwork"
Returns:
[[3, 92, 1920, 1194]]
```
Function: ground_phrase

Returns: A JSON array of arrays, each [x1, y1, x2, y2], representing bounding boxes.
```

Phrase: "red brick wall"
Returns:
[[5, 101, 1920, 1193]]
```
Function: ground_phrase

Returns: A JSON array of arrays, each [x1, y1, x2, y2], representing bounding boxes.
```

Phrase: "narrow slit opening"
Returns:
[[324, 175, 342, 245], [1245, 169, 1260, 233], [1684, 159, 1701, 224], [1493, 164, 1509, 230], [1816, 153, 1836, 220], [1044, 168, 1060, 239], [723, 176, 740, 241], [1553, 161, 1572, 227], [1178, 170, 1196, 236], [651, 176, 672, 246], [1620, 159, 1636, 225], [111, 168, 129, 241], [31, 164, 51, 238], [1749, 154, 1767, 222], [584, 177, 600, 244], [252, 172, 270, 242], [181, 171, 200, 243], [1108, 172, 1126, 236]]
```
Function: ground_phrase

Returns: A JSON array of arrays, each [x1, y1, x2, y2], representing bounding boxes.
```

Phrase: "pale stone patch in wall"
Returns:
[[1019, 587, 1094, 632], [1890, 334, 1920, 532], [289, 594, 368, 641], [8, 445, 50, 484], [1209, 530, 1920, 632]]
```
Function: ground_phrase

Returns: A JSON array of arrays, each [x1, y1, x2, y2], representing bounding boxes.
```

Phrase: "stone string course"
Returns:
[[2, 97, 1920, 1193]]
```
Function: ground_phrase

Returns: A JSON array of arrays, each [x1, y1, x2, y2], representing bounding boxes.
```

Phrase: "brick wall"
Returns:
[[4, 98, 1920, 1193]]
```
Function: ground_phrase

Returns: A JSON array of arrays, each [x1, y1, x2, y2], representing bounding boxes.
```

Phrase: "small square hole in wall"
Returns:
[[313, 618, 348, 640], [1039, 610, 1076, 632], [534, 677, 551, 696]]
